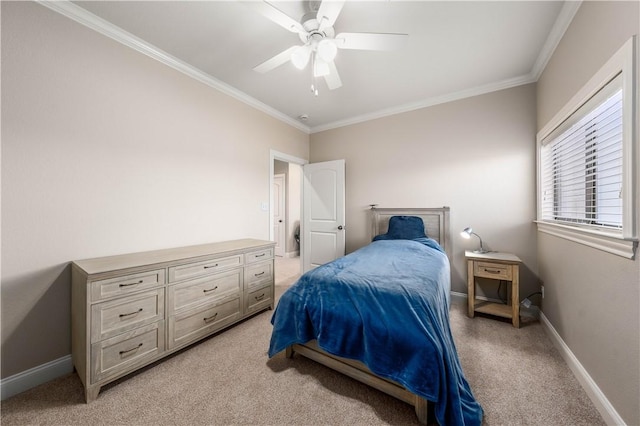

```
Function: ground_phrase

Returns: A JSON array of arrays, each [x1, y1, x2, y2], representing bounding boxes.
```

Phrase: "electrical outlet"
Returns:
[[541, 285, 545, 298]]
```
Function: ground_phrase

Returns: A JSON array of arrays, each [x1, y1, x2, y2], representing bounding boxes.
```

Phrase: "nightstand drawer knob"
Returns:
[[484, 268, 502, 274]]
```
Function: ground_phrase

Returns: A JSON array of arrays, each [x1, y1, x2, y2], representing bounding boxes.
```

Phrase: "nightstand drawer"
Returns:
[[474, 262, 512, 280]]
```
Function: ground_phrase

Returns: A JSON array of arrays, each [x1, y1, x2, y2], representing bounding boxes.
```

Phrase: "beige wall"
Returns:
[[310, 84, 538, 297], [536, 2, 639, 425], [1, 2, 309, 378]]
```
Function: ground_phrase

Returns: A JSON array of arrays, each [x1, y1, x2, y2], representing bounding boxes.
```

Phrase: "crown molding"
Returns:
[[311, 1, 582, 134], [310, 73, 536, 133], [530, 0, 582, 81], [36, 0, 580, 136], [36, 0, 311, 134]]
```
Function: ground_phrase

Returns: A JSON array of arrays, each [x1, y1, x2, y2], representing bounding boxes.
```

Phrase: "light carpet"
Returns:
[[1, 256, 604, 425]]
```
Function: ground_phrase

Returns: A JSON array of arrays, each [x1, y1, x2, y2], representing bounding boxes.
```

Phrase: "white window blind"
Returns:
[[540, 74, 623, 231]]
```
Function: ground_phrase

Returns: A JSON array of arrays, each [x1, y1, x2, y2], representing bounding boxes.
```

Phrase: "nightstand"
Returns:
[[466, 250, 522, 328]]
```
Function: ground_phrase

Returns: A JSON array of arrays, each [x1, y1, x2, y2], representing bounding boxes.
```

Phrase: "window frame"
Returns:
[[536, 36, 638, 259]]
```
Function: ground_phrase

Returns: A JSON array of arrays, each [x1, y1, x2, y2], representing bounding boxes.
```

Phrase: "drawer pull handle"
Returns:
[[255, 253, 266, 258], [484, 268, 502, 274], [119, 308, 143, 318], [119, 280, 143, 288], [119, 343, 143, 356], [204, 264, 219, 269], [203, 313, 218, 323], [254, 272, 265, 277], [203, 286, 218, 294], [255, 293, 266, 301]]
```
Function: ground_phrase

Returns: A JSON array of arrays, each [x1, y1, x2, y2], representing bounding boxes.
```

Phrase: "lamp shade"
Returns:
[[460, 226, 488, 253], [461, 227, 473, 238]]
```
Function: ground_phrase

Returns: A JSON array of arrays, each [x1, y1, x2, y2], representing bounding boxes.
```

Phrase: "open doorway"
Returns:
[[270, 150, 306, 277], [269, 150, 307, 258], [272, 162, 301, 258]]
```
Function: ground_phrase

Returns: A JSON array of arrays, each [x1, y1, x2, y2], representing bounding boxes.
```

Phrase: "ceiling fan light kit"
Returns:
[[291, 45, 312, 69], [316, 39, 337, 62], [249, 0, 408, 95]]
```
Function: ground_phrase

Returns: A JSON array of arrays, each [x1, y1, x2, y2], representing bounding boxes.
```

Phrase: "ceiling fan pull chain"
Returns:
[[311, 53, 319, 96]]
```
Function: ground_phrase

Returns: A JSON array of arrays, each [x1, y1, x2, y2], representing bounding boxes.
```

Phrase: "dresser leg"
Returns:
[[85, 385, 100, 403]]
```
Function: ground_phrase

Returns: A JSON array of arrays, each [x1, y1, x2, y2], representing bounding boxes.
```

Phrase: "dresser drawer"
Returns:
[[168, 268, 242, 315], [91, 289, 165, 343], [245, 284, 273, 315], [90, 269, 165, 303], [91, 321, 164, 383], [474, 262, 512, 280], [245, 248, 273, 265], [245, 261, 273, 290], [168, 255, 242, 282], [168, 298, 241, 349]]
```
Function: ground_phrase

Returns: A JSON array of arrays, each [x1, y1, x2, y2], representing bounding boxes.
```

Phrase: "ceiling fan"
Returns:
[[247, 0, 408, 94]]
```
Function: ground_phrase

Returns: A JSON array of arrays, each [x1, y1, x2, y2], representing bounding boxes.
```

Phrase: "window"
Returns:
[[540, 76, 623, 229], [536, 37, 637, 259]]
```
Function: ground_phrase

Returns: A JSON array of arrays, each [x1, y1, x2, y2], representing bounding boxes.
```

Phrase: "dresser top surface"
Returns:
[[73, 239, 275, 275]]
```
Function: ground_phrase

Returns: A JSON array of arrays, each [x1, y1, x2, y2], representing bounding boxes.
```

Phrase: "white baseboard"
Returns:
[[284, 251, 300, 258], [0, 308, 625, 426], [1, 355, 73, 400], [539, 312, 625, 426], [452, 291, 623, 424]]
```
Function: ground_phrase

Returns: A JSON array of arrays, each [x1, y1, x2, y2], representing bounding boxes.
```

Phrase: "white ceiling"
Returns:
[[62, 1, 576, 133]]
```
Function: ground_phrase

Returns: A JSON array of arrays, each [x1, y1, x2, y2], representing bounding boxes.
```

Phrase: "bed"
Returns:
[[268, 207, 483, 425]]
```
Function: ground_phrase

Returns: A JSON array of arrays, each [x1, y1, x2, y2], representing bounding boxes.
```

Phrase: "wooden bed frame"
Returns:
[[285, 206, 451, 425]]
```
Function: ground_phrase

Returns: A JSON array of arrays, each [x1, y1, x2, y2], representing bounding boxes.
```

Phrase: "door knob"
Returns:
[[338, 225, 344, 230]]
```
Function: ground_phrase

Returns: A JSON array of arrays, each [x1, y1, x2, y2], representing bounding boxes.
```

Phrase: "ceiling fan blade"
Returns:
[[313, 57, 331, 77], [324, 61, 342, 90], [254, 45, 300, 73], [334, 32, 408, 51], [316, 0, 345, 31], [244, 1, 306, 34]]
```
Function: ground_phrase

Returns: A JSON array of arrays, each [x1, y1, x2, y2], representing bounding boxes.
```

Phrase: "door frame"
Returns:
[[269, 150, 307, 251], [272, 173, 286, 257]]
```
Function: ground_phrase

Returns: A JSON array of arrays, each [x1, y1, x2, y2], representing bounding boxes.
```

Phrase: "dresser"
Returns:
[[71, 239, 275, 402]]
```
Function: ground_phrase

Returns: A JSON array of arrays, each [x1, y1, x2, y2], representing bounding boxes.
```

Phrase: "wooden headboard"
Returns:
[[370, 207, 451, 260]]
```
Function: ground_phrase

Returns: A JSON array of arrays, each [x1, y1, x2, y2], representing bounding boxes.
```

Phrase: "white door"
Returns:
[[273, 174, 286, 257], [302, 159, 345, 273]]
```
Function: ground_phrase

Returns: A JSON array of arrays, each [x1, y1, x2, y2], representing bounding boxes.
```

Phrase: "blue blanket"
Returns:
[[269, 239, 483, 425]]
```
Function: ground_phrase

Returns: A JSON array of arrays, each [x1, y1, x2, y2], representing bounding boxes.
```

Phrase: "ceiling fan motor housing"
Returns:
[[299, 13, 335, 43]]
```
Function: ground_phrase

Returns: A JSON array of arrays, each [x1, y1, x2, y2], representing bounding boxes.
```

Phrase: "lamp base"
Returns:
[[472, 248, 490, 254]]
